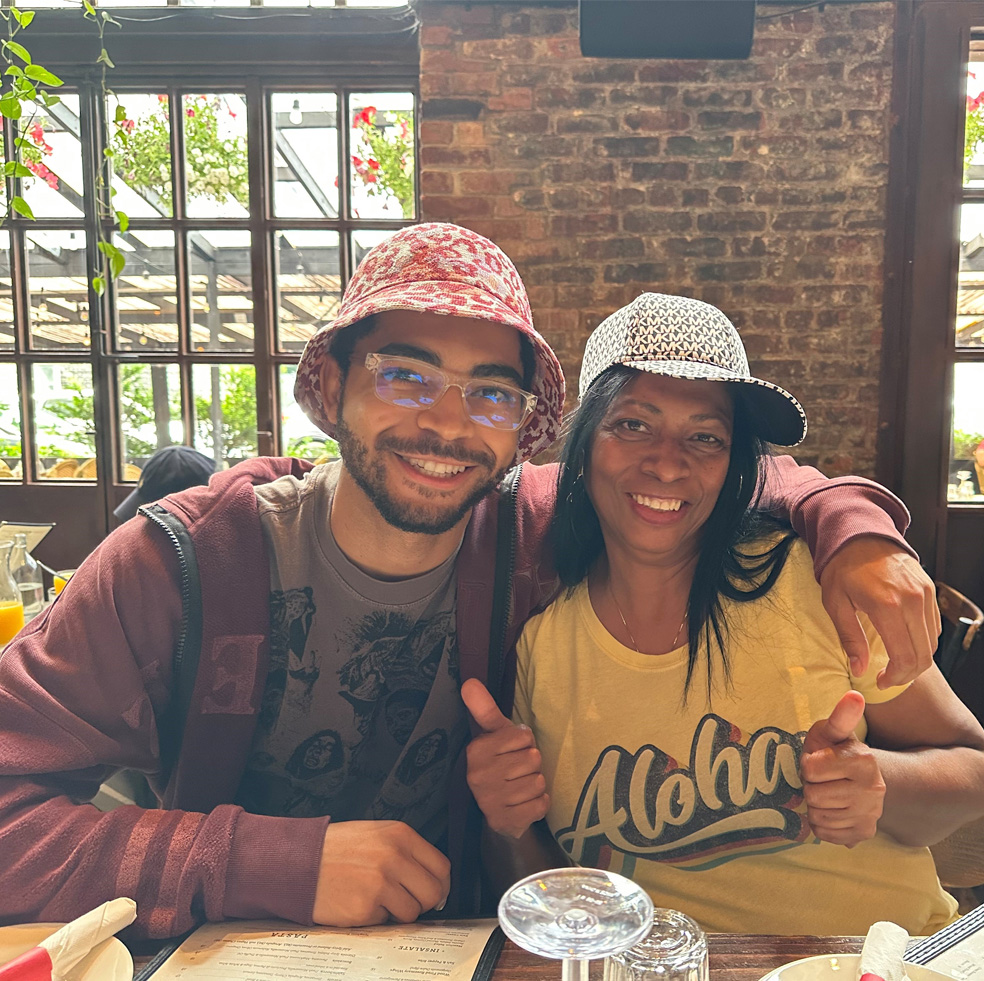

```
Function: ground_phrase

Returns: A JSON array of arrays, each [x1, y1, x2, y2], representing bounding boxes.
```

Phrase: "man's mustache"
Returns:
[[376, 434, 496, 471]]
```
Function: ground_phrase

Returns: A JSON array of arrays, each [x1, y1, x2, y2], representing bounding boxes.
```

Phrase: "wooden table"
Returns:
[[494, 935, 860, 979], [132, 933, 861, 979]]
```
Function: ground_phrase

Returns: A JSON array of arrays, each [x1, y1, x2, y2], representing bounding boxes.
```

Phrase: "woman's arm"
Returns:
[[481, 820, 572, 899], [864, 666, 984, 846]]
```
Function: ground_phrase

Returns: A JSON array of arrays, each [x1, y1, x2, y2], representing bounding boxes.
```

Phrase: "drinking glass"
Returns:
[[498, 866, 654, 981], [603, 908, 708, 981], [956, 471, 974, 499], [53, 569, 76, 595], [0, 540, 25, 646]]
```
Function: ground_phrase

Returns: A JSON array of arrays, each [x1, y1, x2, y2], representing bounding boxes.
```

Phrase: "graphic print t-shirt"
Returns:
[[237, 462, 468, 849], [512, 538, 957, 936]]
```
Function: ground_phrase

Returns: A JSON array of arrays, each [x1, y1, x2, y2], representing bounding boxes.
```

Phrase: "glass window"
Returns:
[[33, 362, 96, 480], [118, 364, 183, 478], [948, 363, 984, 502], [272, 92, 339, 218], [275, 229, 340, 353], [191, 363, 257, 467], [0, 234, 13, 351], [112, 92, 175, 218], [0, 364, 22, 481], [26, 230, 89, 351], [348, 92, 415, 220], [189, 230, 253, 353], [115, 230, 179, 352], [280, 364, 337, 460], [183, 93, 249, 219], [20, 94, 84, 220]]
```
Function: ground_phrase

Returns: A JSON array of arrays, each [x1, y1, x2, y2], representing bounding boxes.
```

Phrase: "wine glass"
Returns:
[[956, 471, 974, 498], [498, 867, 655, 981]]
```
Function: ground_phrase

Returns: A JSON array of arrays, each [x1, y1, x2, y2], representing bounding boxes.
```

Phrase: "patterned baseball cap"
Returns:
[[579, 292, 807, 446], [294, 222, 564, 462]]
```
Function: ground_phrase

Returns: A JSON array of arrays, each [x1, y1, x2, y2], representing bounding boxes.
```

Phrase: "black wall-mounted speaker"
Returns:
[[579, 0, 757, 60]]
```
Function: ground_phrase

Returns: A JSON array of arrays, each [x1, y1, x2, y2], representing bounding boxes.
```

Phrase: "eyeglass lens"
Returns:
[[372, 357, 528, 431]]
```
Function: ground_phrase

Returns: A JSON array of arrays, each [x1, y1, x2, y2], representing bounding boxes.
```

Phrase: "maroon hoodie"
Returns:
[[0, 455, 911, 937]]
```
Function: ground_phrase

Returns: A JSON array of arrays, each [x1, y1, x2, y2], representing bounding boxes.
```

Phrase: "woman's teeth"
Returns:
[[631, 494, 683, 512], [406, 457, 468, 476]]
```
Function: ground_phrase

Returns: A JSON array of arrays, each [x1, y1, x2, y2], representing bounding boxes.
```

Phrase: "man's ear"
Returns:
[[319, 355, 344, 427]]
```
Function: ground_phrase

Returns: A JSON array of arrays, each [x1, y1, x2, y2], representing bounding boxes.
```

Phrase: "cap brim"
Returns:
[[622, 358, 807, 446], [113, 487, 145, 522]]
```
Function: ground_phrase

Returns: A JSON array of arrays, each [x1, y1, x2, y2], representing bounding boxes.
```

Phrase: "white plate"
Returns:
[[0, 923, 132, 980], [760, 954, 955, 981]]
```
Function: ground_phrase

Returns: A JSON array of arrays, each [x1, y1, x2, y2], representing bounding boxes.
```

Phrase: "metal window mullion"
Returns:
[[338, 89, 354, 283], [247, 77, 274, 457]]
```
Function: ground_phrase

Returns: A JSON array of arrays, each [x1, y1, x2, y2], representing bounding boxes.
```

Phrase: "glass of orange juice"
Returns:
[[0, 540, 25, 645], [53, 569, 76, 595], [0, 600, 24, 645]]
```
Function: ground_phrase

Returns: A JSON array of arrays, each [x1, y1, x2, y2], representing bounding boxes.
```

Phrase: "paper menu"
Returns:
[[139, 918, 503, 981], [906, 903, 984, 980]]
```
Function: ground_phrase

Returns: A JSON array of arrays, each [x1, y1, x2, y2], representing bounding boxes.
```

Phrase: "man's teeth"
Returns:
[[406, 457, 468, 476], [632, 494, 683, 512]]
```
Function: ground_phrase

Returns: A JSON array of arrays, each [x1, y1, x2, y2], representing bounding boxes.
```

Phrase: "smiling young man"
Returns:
[[0, 223, 941, 939]]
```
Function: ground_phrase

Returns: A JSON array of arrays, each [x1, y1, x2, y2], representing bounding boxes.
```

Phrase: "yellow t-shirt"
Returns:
[[513, 539, 957, 935]]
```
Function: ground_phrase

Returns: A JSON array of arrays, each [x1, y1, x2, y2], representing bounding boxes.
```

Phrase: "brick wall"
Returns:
[[417, 1, 896, 475]]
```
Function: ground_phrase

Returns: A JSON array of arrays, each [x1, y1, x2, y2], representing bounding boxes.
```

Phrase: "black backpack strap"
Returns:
[[139, 503, 204, 776], [486, 463, 522, 712]]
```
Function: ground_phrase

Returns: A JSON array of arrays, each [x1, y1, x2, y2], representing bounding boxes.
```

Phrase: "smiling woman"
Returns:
[[467, 291, 984, 938]]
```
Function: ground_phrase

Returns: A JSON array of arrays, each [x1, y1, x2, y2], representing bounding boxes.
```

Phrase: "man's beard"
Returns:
[[335, 415, 509, 535]]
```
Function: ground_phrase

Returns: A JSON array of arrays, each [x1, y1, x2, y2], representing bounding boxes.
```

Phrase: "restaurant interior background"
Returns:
[[0, 0, 981, 713]]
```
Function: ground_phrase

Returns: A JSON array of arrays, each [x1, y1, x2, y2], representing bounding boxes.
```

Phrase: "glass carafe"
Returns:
[[10, 533, 43, 619], [0, 541, 25, 645]]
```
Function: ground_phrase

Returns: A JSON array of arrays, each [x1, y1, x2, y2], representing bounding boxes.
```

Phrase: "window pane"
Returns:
[[118, 364, 184, 478], [0, 364, 22, 481], [0, 233, 12, 351], [26, 230, 89, 350], [33, 362, 96, 480], [111, 93, 175, 218], [183, 94, 249, 218], [192, 363, 256, 466], [116, 230, 178, 352], [280, 364, 337, 460], [275, 230, 340, 353], [189, 230, 253, 352], [348, 93, 415, 220], [948, 362, 984, 503], [272, 92, 339, 218], [958, 202, 984, 348], [19, 94, 84, 219]]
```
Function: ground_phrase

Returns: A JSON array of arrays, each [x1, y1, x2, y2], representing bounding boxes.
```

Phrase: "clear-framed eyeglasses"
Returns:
[[364, 353, 537, 432]]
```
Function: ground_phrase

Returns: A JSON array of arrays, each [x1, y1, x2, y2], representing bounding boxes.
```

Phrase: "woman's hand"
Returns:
[[461, 678, 550, 840], [799, 691, 886, 847]]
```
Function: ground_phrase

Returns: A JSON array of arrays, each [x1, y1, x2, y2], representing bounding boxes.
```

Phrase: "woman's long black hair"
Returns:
[[552, 365, 797, 696]]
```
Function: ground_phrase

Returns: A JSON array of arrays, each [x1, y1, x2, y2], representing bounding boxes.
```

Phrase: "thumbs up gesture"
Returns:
[[461, 678, 550, 840], [799, 690, 886, 847]]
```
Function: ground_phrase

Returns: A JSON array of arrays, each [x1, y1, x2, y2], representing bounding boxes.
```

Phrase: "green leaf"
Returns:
[[19, 10, 34, 28], [116, 210, 129, 234], [4, 66, 23, 77], [40, 92, 61, 108], [3, 161, 32, 178], [83, 0, 96, 13], [114, 104, 127, 124], [96, 48, 115, 69], [3, 41, 31, 65], [10, 195, 34, 219], [103, 147, 114, 158], [98, 240, 126, 280], [0, 97, 22, 120], [24, 65, 64, 87], [101, 11, 121, 27], [92, 275, 105, 296], [10, 6, 23, 25]]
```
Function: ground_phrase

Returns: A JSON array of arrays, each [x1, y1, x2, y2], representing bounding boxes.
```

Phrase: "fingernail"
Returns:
[[436, 898, 447, 912]]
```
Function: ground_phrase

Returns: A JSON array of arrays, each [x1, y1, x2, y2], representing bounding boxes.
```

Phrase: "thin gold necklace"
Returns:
[[610, 584, 687, 653]]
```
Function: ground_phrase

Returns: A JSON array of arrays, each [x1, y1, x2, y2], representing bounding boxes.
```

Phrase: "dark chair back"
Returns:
[[935, 581, 983, 681]]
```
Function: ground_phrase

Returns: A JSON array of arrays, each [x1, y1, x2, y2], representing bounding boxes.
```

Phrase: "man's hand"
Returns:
[[819, 538, 940, 687], [312, 821, 450, 926], [800, 691, 885, 847], [461, 678, 550, 840]]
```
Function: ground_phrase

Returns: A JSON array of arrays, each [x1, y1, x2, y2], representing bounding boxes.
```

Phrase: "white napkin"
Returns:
[[857, 920, 911, 981], [41, 898, 136, 980]]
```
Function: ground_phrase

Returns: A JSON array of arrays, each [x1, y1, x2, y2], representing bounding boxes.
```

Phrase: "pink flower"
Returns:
[[29, 123, 44, 143], [352, 154, 364, 169], [186, 108, 195, 118], [368, 159, 379, 171], [121, 119, 135, 134], [365, 172, 377, 184], [354, 107, 376, 128], [157, 94, 168, 104]]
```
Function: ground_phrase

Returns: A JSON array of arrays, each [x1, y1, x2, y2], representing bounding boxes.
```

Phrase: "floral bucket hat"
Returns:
[[579, 292, 807, 446], [294, 222, 565, 462]]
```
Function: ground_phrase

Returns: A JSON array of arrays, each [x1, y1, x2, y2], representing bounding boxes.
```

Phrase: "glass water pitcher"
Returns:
[[0, 540, 25, 646], [10, 533, 43, 618]]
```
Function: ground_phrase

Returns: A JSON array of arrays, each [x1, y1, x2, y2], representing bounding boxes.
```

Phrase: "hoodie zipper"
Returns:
[[490, 462, 522, 712]]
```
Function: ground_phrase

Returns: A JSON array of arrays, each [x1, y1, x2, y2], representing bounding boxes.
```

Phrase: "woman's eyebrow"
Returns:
[[618, 399, 732, 427]]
